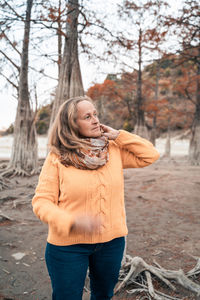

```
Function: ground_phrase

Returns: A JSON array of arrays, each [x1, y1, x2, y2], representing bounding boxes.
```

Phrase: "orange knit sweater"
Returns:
[[32, 130, 159, 246]]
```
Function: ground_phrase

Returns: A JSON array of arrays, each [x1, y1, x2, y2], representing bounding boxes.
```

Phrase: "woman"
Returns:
[[32, 95, 159, 300]]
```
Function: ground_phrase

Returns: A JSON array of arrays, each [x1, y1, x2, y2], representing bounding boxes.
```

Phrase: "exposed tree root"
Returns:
[[0, 177, 10, 191], [1, 167, 39, 178], [187, 256, 200, 277], [115, 255, 200, 299], [12, 198, 31, 208], [0, 160, 8, 170], [0, 211, 13, 223]]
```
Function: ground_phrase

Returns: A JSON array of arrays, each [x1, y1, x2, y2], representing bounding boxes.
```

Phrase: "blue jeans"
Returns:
[[45, 237, 125, 300]]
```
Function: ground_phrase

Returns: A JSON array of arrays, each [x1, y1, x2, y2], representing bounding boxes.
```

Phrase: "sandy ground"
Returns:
[[0, 155, 200, 300]]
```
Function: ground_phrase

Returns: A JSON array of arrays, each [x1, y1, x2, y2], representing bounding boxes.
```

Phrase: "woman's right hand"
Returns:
[[100, 124, 119, 140], [70, 215, 101, 234]]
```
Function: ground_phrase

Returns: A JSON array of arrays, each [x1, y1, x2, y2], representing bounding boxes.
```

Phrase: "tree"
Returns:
[[2, 0, 38, 177], [87, 78, 125, 128], [149, 60, 160, 145], [0, 0, 59, 96], [49, 0, 84, 126], [118, 72, 137, 130], [117, 0, 168, 138], [165, 0, 200, 164], [0, 1, 21, 95], [188, 47, 200, 164], [0, 0, 66, 177]]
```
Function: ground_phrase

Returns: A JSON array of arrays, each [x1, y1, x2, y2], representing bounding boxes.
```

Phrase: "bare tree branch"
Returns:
[[0, 71, 18, 91], [3, 0, 24, 21], [0, 49, 20, 72], [0, 30, 21, 56]]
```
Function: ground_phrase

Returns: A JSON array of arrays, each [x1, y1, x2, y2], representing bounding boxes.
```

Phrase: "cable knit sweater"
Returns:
[[32, 130, 159, 246]]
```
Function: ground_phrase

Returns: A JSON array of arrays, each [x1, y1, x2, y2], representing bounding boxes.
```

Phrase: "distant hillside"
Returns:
[[35, 103, 52, 135], [87, 50, 196, 135]]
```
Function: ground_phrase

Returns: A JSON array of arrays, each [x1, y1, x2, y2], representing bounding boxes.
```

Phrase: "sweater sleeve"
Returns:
[[114, 130, 160, 168], [32, 152, 74, 236]]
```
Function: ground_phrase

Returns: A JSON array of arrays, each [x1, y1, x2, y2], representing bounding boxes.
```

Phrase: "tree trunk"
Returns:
[[50, 0, 84, 126], [96, 96, 106, 122], [150, 60, 160, 145], [134, 28, 148, 139], [3, 0, 38, 177], [150, 116, 157, 146], [57, 0, 62, 77], [124, 95, 136, 129], [189, 46, 200, 165], [164, 119, 171, 158]]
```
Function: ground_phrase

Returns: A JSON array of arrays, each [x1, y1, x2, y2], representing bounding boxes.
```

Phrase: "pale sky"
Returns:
[[0, 94, 17, 130], [0, 58, 115, 130], [0, 0, 122, 130]]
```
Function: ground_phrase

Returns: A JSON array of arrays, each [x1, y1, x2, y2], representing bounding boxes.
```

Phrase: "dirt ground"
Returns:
[[0, 156, 200, 300]]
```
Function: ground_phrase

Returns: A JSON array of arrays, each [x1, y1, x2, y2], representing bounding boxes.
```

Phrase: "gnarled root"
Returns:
[[0, 211, 13, 223], [1, 166, 39, 178], [0, 176, 10, 191], [115, 255, 200, 299]]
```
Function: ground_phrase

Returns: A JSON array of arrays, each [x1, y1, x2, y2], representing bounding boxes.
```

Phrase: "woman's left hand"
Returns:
[[100, 124, 119, 140]]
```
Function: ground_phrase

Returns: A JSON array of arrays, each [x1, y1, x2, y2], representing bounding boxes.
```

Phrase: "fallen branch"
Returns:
[[187, 257, 200, 277], [12, 198, 30, 208], [127, 284, 181, 300], [153, 259, 200, 294], [116, 256, 175, 293], [0, 211, 13, 223], [115, 255, 200, 299]]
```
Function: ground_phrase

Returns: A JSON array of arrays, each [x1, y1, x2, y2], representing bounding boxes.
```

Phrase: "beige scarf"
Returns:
[[60, 136, 109, 170]]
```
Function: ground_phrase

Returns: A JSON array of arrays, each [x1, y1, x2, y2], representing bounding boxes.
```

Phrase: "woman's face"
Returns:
[[76, 100, 101, 138]]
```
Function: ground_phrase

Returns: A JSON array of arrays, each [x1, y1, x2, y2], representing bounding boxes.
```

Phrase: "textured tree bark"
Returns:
[[0, 177, 9, 191], [3, 0, 38, 177], [57, 0, 62, 77], [50, 0, 84, 126], [189, 46, 200, 165], [134, 28, 148, 139], [164, 118, 171, 158], [150, 60, 160, 145]]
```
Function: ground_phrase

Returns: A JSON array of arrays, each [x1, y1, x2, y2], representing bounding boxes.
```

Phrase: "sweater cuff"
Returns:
[[114, 130, 132, 146], [50, 210, 75, 236]]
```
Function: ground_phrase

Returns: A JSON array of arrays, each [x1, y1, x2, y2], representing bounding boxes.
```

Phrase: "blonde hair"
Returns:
[[48, 96, 94, 160]]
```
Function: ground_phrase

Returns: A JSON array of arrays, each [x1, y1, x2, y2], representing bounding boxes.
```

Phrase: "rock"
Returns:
[[11, 252, 26, 260]]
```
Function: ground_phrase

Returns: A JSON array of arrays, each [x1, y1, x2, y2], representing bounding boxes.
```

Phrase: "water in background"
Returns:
[[0, 135, 47, 159], [0, 135, 190, 159]]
